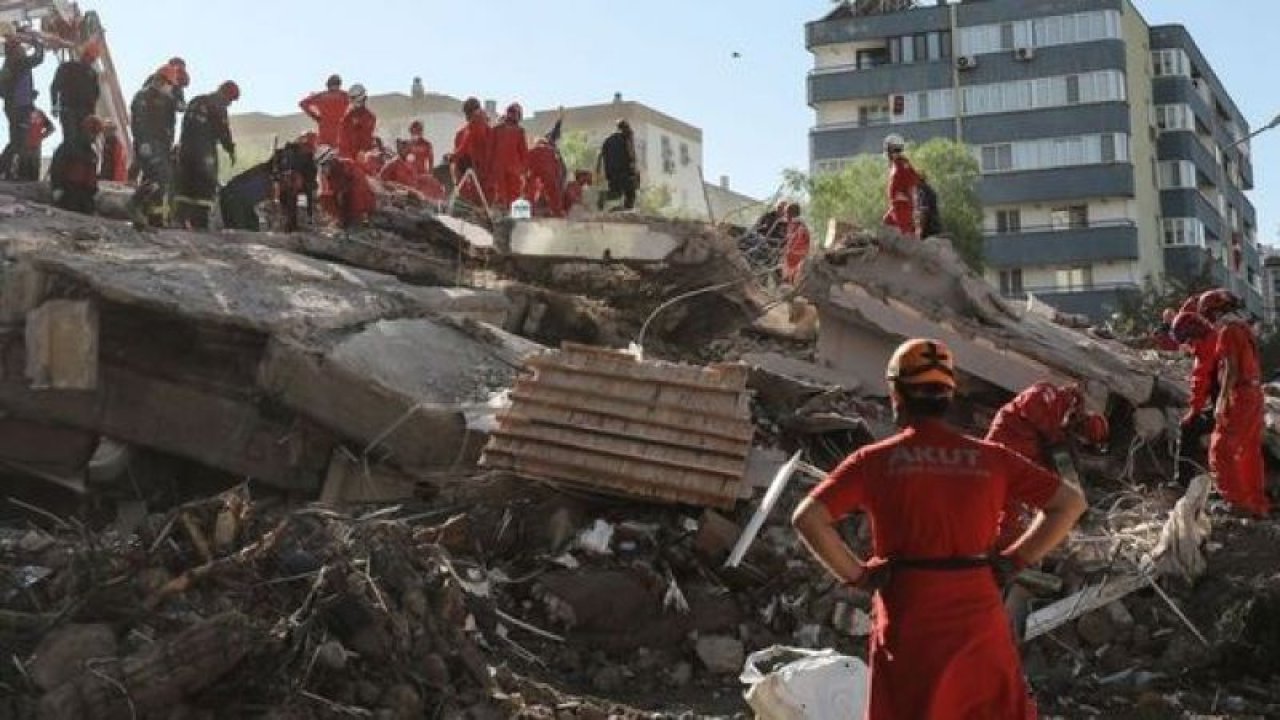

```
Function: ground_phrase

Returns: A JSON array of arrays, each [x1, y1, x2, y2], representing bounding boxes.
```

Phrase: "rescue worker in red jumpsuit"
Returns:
[[563, 170, 592, 216], [793, 338, 1086, 720], [525, 137, 565, 217], [406, 120, 434, 176], [1152, 307, 1181, 352], [18, 93, 53, 181], [49, 115, 103, 214], [1199, 290, 1270, 516], [339, 84, 376, 160], [317, 146, 376, 229], [985, 382, 1109, 551], [781, 202, 811, 285], [882, 133, 920, 237], [299, 74, 348, 149], [451, 97, 492, 210], [380, 140, 419, 190], [489, 102, 529, 209], [1170, 310, 1220, 486]]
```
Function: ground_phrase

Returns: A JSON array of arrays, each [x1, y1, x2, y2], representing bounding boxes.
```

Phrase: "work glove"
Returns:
[[848, 557, 892, 594], [992, 553, 1026, 589]]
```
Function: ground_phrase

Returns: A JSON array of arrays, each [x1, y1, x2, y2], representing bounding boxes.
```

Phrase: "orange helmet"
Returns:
[[1077, 413, 1109, 447], [1197, 289, 1241, 321], [886, 339, 956, 391], [218, 81, 241, 102], [1170, 311, 1213, 344]]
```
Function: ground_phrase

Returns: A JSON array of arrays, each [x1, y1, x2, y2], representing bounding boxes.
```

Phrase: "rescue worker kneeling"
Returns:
[[316, 145, 376, 229], [792, 339, 1086, 720]]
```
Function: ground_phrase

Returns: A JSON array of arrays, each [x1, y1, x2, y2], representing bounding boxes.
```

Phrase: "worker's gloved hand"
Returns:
[[848, 557, 892, 594], [991, 553, 1026, 588]]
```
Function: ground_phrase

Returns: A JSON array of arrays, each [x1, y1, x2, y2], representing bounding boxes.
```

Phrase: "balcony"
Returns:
[[999, 284, 1141, 323], [979, 165, 1135, 205], [805, 4, 949, 48], [811, 118, 955, 161], [808, 61, 953, 104], [984, 220, 1139, 270]]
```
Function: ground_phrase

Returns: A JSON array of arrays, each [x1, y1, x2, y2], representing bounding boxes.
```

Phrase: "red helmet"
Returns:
[[1170, 311, 1213, 344], [1197, 289, 1241, 321], [218, 81, 241, 102], [80, 115, 104, 136], [1077, 413, 1109, 447], [409, 120, 424, 135]]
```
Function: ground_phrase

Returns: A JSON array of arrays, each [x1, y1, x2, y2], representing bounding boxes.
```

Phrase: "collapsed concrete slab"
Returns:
[[805, 231, 1180, 409], [481, 343, 754, 509], [0, 202, 525, 490]]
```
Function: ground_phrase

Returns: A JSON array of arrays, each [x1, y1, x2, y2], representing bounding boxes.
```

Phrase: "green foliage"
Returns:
[[782, 137, 984, 270], [1111, 268, 1215, 336], [558, 131, 594, 175]]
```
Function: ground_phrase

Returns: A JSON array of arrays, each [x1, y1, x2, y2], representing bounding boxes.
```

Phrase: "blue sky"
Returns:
[[28, 1, 1280, 239]]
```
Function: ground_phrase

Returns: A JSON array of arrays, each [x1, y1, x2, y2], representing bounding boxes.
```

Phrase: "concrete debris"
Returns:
[[695, 635, 746, 675], [481, 343, 754, 508]]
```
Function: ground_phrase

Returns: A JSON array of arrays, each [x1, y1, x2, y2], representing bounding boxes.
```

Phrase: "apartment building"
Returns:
[[1262, 249, 1280, 329], [806, 0, 1262, 321]]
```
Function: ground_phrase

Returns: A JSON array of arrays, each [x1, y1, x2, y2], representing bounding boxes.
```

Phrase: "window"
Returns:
[[999, 269, 1024, 296], [995, 209, 1021, 234], [1158, 160, 1196, 189], [1051, 205, 1089, 230], [958, 10, 1120, 55], [1065, 75, 1080, 104], [1155, 104, 1194, 132], [1153, 49, 1189, 77], [981, 144, 1013, 172], [999, 23, 1015, 51], [679, 143, 691, 167], [961, 71, 1125, 116], [901, 88, 955, 122], [914, 34, 928, 63], [977, 133, 1129, 174], [901, 35, 915, 63], [888, 37, 901, 65], [1163, 218, 1206, 247], [926, 32, 941, 61], [1055, 266, 1093, 291]]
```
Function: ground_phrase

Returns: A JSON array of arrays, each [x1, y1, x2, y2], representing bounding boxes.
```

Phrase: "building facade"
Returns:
[[1262, 248, 1280, 329], [806, 0, 1262, 320]]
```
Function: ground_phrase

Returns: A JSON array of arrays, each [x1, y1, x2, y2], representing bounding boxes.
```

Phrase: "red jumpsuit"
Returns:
[[985, 382, 1081, 550], [452, 111, 492, 207], [406, 136, 434, 175], [1187, 331, 1220, 419], [883, 156, 920, 237], [299, 89, 350, 148], [100, 134, 128, 182], [524, 141, 563, 217], [489, 121, 529, 208], [321, 157, 376, 228], [380, 155, 418, 188], [813, 419, 1057, 720], [339, 105, 377, 160], [564, 177, 589, 215], [782, 219, 811, 284], [1209, 321, 1269, 515]]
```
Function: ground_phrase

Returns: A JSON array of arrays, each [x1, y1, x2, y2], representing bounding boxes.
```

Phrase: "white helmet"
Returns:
[[884, 133, 906, 152], [349, 84, 368, 103], [315, 145, 337, 166]]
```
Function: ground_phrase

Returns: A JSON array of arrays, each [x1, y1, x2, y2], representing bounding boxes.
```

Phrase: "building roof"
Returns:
[[702, 182, 765, 226], [526, 100, 702, 142]]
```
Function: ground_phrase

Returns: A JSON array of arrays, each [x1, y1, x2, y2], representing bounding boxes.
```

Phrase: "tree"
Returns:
[[558, 131, 594, 176], [782, 137, 984, 269], [1111, 267, 1214, 337]]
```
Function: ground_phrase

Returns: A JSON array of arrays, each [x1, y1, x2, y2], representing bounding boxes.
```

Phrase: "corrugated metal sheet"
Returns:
[[481, 343, 753, 508]]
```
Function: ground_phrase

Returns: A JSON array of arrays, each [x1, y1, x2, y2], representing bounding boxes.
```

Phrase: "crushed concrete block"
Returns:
[[693, 510, 741, 562], [25, 300, 98, 390], [508, 219, 680, 263], [695, 635, 745, 675], [0, 261, 46, 323]]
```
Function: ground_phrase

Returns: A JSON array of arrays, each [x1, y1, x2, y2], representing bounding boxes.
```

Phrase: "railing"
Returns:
[[983, 219, 1136, 236], [1001, 282, 1140, 299], [809, 60, 890, 76]]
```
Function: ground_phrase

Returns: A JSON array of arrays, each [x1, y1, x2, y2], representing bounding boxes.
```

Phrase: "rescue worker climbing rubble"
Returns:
[[299, 74, 348, 149], [781, 202, 810, 285], [339, 84, 376, 160], [1170, 310, 1220, 487], [1199, 290, 1270, 516], [882, 133, 919, 237], [792, 338, 1086, 720], [489, 102, 529, 209], [525, 136, 564, 217], [173, 80, 239, 229], [451, 97, 492, 211], [128, 66, 180, 228], [985, 382, 1109, 552], [317, 145, 376, 229]]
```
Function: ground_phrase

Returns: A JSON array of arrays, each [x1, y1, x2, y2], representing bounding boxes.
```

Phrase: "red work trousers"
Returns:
[[884, 201, 916, 237], [1209, 385, 1270, 515]]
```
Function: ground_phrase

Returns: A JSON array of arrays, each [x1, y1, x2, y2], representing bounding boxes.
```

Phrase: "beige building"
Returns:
[[229, 87, 753, 220]]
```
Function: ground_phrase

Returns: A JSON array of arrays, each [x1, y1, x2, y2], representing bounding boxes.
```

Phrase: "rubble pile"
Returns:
[[0, 187, 1277, 718]]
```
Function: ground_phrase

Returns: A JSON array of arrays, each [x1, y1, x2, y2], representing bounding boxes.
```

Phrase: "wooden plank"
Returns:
[[511, 385, 755, 442], [482, 448, 737, 509], [507, 400, 752, 457], [491, 420, 746, 478]]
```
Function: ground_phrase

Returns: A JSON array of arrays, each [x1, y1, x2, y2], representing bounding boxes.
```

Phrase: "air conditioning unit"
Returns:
[[956, 55, 978, 71], [1014, 46, 1035, 61]]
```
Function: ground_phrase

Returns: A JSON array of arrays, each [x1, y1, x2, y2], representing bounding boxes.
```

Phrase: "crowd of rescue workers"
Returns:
[[2, 30, 1275, 719], [0, 34, 643, 231]]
